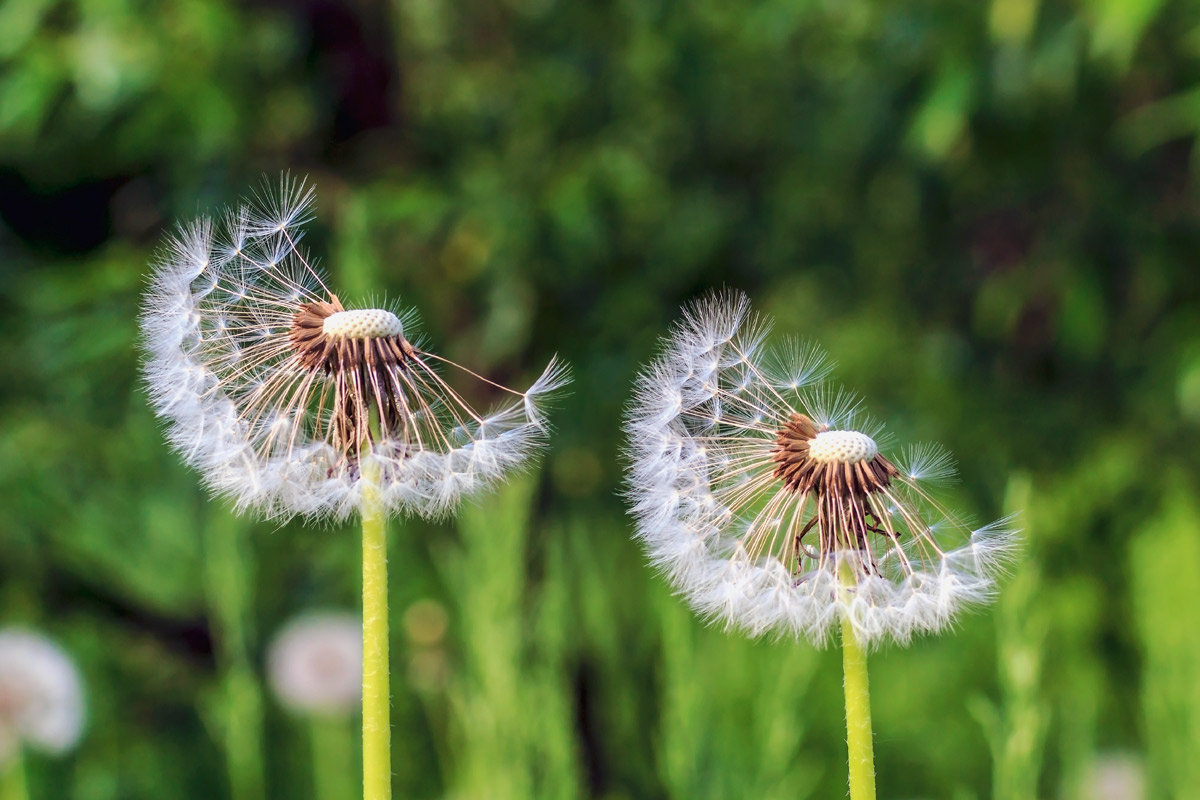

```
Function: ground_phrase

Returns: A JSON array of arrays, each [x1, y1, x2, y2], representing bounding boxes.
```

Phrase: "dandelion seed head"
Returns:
[[141, 176, 568, 521], [1084, 753, 1145, 800], [623, 291, 1019, 647], [0, 630, 85, 764], [267, 612, 361, 716]]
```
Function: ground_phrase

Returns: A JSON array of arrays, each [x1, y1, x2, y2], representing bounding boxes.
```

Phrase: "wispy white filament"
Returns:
[[623, 291, 1018, 647], [140, 176, 568, 521], [0, 629, 85, 764]]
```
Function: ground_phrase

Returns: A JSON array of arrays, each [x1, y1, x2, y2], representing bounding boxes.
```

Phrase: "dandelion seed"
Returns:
[[268, 612, 362, 716], [141, 175, 568, 800], [0, 630, 85, 765], [140, 175, 568, 523], [624, 290, 1018, 647]]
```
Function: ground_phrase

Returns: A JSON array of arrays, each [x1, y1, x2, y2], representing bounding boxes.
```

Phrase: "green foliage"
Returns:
[[656, 585, 822, 800], [1131, 482, 1200, 799], [2, 0, 1200, 797], [971, 479, 1051, 800], [440, 478, 582, 800]]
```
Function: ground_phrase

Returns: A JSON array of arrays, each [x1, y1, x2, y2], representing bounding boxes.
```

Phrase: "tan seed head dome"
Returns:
[[322, 309, 405, 340], [807, 430, 878, 464]]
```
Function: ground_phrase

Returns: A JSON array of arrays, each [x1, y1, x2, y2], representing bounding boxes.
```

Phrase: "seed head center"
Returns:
[[322, 309, 404, 340], [807, 430, 878, 464]]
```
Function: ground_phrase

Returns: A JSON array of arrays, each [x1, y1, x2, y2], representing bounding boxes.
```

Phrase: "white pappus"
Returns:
[[623, 291, 1018, 647], [0, 629, 86, 764], [140, 176, 568, 522]]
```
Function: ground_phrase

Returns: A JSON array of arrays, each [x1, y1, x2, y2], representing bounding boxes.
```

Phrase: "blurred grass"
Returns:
[[441, 477, 581, 800], [1, 0, 1199, 798], [972, 476, 1050, 800], [1131, 482, 1200, 799], [656, 589, 822, 800], [201, 510, 265, 800]]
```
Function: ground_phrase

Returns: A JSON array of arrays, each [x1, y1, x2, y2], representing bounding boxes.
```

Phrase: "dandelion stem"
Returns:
[[0, 752, 28, 800], [361, 454, 391, 800], [840, 562, 877, 800]]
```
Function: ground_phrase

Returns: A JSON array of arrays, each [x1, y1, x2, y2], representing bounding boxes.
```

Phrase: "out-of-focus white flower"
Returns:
[[0, 630, 85, 764], [267, 612, 362, 715], [141, 176, 568, 522], [1084, 753, 1145, 800], [624, 291, 1017, 647]]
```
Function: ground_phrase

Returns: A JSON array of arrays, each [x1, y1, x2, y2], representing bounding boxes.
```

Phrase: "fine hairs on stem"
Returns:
[[360, 455, 390, 800], [840, 562, 877, 800], [841, 625, 877, 800]]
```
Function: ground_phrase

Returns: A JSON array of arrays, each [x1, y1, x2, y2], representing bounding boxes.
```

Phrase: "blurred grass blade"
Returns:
[[657, 590, 821, 800], [202, 509, 266, 800], [972, 474, 1049, 800], [0, 752, 28, 800], [1130, 481, 1200, 798], [443, 476, 583, 800]]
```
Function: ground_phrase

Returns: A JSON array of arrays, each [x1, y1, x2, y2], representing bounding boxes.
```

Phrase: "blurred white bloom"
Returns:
[[141, 176, 568, 521], [624, 291, 1017, 646], [1084, 753, 1145, 800], [267, 612, 362, 715], [0, 630, 85, 764]]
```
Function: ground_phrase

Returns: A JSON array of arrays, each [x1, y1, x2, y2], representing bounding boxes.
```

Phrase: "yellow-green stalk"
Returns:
[[840, 560, 876, 800], [361, 454, 391, 800]]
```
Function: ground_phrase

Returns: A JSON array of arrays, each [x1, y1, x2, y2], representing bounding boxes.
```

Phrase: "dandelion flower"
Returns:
[[0, 630, 85, 764], [1084, 753, 1145, 800], [268, 612, 362, 716], [624, 291, 1017, 647], [141, 175, 568, 800], [140, 176, 568, 522]]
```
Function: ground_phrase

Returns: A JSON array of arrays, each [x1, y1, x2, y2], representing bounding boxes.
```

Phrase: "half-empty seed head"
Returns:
[[772, 413, 896, 497], [287, 295, 421, 459]]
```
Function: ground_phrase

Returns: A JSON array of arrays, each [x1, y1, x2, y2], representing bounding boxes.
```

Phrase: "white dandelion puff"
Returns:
[[267, 612, 363, 716], [140, 176, 569, 522], [623, 290, 1019, 647], [0, 630, 86, 764], [1084, 753, 1145, 800]]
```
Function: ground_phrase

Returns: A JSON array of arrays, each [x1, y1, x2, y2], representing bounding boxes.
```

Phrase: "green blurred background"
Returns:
[[2, 0, 1199, 797]]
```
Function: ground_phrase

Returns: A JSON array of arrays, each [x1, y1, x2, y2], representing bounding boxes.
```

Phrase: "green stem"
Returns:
[[841, 615, 877, 800], [839, 563, 877, 800], [361, 456, 391, 800], [1, 752, 28, 800], [310, 716, 354, 800]]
